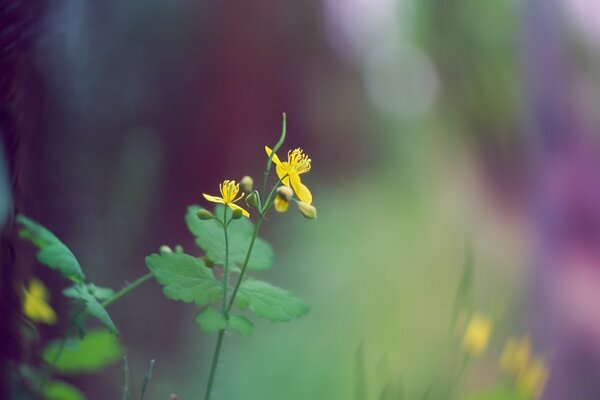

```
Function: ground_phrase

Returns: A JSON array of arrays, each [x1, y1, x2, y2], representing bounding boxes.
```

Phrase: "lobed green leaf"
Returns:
[[64, 284, 118, 335], [43, 329, 122, 374], [185, 205, 274, 271], [16, 215, 85, 282], [195, 309, 255, 336], [195, 308, 228, 333], [228, 314, 254, 336], [235, 280, 309, 322], [145, 252, 222, 306]]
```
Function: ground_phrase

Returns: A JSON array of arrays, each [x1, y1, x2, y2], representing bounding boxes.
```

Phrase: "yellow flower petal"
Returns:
[[274, 195, 289, 212], [265, 146, 282, 166], [29, 278, 49, 299], [461, 313, 492, 357], [228, 203, 250, 218], [516, 358, 548, 398], [290, 173, 313, 204], [276, 164, 290, 186], [500, 336, 531, 377], [203, 193, 225, 204], [23, 280, 57, 325]]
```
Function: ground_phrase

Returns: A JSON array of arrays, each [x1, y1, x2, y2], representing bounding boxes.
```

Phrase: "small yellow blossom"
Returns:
[[516, 357, 548, 398], [500, 336, 532, 377], [203, 180, 250, 218], [461, 313, 492, 357], [23, 278, 57, 325], [265, 146, 312, 204], [274, 195, 289, 212]]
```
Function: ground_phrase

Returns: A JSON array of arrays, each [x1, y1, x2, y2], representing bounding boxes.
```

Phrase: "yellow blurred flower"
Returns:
[[23, 278, 57, 325], [500, 336, 532, 377], [461, 313, 492, 357], [265, 146, 312, 204], [516, 357, 549, 398], [203, 180, 250, 218]]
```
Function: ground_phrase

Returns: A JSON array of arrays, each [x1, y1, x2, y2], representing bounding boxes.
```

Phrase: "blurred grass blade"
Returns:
[[140, 359, 155, 400], [450, 241, 474, 333], [121, 356, 130, 400]]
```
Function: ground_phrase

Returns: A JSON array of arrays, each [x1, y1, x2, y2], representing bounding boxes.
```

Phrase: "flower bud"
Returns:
[[174, 245, 184, 254], [297, 202, 317, 219], [240, 176, 254, 192], [197, 209, 213, 220], [274, 194, 289, 212], [160, 245, 172, 254], [246, 191, 259, 208], [276, 186, 294, 201], [232, 208, 244, 219]]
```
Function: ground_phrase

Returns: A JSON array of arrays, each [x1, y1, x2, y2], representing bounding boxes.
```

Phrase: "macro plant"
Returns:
[[13, 113, 315, 399]]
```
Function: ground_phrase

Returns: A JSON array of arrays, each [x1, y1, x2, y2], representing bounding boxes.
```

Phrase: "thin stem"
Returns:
[[226, 216, 264, 312], [204, 329, 225, 400], [222, 207, 229, 315], [226, 179, 283, 313], [102, 272, 155, 308], [204, 207, 231, 400], [262, 113, 287, 200]]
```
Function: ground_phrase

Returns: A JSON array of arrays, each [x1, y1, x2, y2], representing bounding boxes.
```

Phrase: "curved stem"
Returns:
[[102, 272, 154, 308], [262, 113, 287, 200]]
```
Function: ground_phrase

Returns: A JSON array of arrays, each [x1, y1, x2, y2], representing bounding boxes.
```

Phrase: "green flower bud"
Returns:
[[232, 208, 244, 219], [240, 175, 254, 193], [197, 209, 213, 220], [160, 245, 172, 254], [297, 202, 317, 219], [276, 185, 294, 201], [246, 191, 259, 208]]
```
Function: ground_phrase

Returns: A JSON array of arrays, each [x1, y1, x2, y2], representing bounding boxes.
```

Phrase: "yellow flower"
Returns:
[[500, 336, 531, 377], [202, 180, 250, 218], [23, 278, 57, 325], [265, 146, 313, 204], [461, 313, 492, 357], [274, 195, 289, 212], [516, 357, 548, 398]]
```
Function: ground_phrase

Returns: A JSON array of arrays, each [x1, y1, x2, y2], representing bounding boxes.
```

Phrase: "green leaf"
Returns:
[[145, 252, 222, 306], [42, 329, 122, 374], [195, 308, 228, 333], [44, 380, 86, 400], [235, 280, 309, 322], [86, 284, 115, 301], [195, 309, 255, 336], [185, 205, 274, 271], [63, 284, 118, 335], [16, 215, 85, 282], [228, 314, 254, 336]]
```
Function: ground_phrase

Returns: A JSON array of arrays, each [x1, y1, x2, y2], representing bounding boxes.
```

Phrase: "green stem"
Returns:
[[204, 208, 231, 400], [226, 216, 264, 312], [262, 113, 287, 200], [222, 207, 229, 315], [226, 178, 283, 313], [203, 329, 225, 400], [102, 272, 155, 308]]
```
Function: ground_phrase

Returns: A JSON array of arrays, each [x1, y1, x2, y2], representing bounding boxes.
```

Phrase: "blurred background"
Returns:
[[4, 0, 600, 398]]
